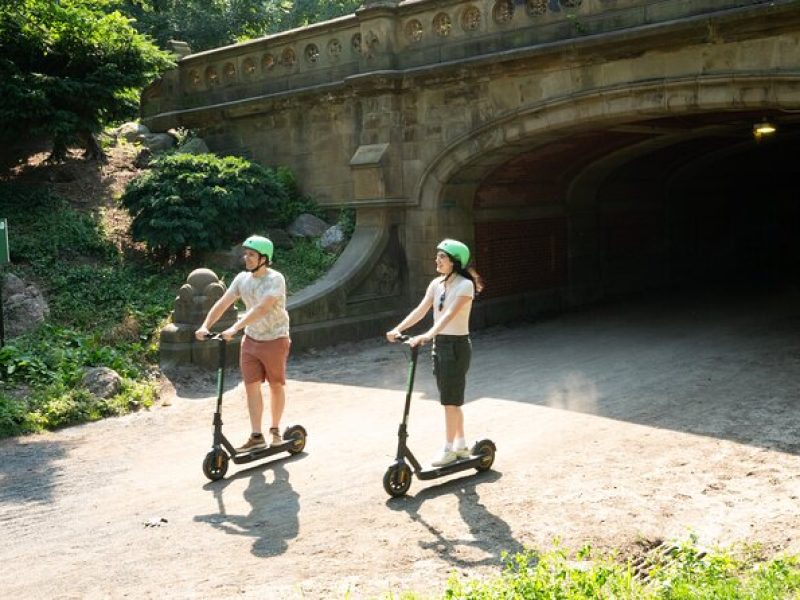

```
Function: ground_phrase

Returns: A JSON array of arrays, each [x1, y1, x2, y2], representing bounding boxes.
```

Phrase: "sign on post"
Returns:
[[0, 218, 6, 346], [0, 219, 8, 265]]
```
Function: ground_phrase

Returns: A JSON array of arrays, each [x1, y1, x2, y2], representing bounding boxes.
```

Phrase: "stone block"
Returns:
[[159, 269, 238, 369]]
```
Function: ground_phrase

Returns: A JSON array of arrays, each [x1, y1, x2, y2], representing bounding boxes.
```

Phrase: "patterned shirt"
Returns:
[[228, 269, 290, 341]]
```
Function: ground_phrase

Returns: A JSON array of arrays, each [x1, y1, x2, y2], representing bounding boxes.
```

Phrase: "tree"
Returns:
[[0, 0, 173, 163], [120, 0, 363, 53]]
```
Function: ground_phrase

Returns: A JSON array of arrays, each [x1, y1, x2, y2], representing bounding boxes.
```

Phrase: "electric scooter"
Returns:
[[382, 335, 496, 497], [201, 334, 307, 481]]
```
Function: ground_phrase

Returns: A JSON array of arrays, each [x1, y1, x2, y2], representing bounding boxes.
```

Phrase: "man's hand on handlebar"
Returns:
[[195, 326, 237, 341], [220, 327, 237, 342]]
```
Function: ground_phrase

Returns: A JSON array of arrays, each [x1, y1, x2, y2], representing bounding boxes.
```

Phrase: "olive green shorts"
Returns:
[[431, 335, 472, 406]]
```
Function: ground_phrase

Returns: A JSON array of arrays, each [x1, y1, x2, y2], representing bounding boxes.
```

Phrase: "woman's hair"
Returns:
[[452, 261, 475, 284], [443, 252, 483, 294]]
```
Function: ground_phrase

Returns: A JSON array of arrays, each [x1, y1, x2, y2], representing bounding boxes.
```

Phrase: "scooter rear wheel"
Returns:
[[283, 425, 307, 455], [472, 439, 496, 472], [383, 462, 413, 497], [202, 449, 229, 481]]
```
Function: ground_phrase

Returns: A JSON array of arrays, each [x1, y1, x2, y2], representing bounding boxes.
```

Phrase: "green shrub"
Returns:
[[120, 152, 291, 258], [2, 185, 113, 268], [0, 393, 28, 437], [337, 207, 356, 239], [278, 238, 339, 293], [1, 377, 158, 435]]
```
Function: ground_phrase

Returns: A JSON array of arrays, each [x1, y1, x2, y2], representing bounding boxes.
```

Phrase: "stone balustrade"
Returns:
[[143, 0, 764, 128]]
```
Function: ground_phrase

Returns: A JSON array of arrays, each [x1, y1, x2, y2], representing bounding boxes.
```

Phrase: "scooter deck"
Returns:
[[415, 454, 485, 480], [230, 440, 295, 464]]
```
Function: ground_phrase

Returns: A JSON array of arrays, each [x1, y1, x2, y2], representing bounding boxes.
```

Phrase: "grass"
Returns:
[[386, 537, 800, 599]]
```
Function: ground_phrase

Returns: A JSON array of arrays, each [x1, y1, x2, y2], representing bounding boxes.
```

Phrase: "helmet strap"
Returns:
[[246, 255, 268, 273]]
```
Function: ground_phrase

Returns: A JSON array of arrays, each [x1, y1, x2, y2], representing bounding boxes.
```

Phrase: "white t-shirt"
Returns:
[[228, 270, 290, 341], [424, 274, 474, 335]]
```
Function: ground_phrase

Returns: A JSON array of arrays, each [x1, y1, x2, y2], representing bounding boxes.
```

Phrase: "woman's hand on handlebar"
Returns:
[[385, 329, 402, 343], [407, 334, 431, 348]]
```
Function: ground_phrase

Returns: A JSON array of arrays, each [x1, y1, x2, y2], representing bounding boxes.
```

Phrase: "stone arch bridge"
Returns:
[[142, 0, 800, 350]]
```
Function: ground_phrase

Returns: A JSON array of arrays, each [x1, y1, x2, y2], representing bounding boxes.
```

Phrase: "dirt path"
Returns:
[[2, 288, 800, 599]]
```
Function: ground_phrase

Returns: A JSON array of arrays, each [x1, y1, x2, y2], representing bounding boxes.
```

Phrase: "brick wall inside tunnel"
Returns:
[[473, 218, 567, 299]]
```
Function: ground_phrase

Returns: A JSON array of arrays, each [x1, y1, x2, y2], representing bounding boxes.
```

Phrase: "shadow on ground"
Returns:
[[0, 438, 71, 505], [386, 470, 524, 568], [194, 454, 304, 557]]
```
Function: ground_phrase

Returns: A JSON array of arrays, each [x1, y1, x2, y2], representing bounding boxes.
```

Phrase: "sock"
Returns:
[[443, 442, 453, 451], [453, 437, 466, 450], [252, 432, 263, 438]]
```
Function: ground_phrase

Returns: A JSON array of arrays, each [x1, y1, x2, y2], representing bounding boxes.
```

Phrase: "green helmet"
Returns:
[[242, 235, 274, 261], [437, 238, 470, 267]]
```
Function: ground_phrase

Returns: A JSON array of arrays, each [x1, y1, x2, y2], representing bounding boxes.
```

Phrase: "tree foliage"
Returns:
[[0, 0, 173, 161], [120, 0, 363, 52]]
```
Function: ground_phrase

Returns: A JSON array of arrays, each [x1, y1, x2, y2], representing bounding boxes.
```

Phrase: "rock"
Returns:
[[287, 214, 329, 238], [178, 137, 210, 155], [139, 133, 176, 152], [117, 122, 150, 143], [81, 367, 123, 399], [2, 274, 49, 338], [319, 224, 346, 253], [143, 516, 168, 527], [2, 273, 25, 297], [265, 229, 294, 250]]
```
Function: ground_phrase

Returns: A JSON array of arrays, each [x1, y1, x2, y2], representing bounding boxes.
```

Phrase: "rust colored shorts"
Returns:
[[240, 335, 291, 385]]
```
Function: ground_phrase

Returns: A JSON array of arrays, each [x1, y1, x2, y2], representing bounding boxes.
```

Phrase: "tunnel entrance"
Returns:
[[471, 110, 800, 309]]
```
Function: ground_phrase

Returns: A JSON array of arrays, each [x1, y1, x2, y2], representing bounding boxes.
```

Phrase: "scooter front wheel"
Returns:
[[472, 439, 496, 472], [383, 462, 413, 497], [283, 425, 307, 455], [202, 449, 229, 481]]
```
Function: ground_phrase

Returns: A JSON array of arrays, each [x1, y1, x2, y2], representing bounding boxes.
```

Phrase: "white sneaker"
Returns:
[[431, 448, 458, 467], [454, 446, 471, 459]]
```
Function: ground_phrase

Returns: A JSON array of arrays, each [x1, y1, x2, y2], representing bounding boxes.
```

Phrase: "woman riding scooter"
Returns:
[[386, 238, 481, 467]]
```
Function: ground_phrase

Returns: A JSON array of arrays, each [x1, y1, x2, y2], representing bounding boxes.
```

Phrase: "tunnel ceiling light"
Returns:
[[753, 119, 777, 141]]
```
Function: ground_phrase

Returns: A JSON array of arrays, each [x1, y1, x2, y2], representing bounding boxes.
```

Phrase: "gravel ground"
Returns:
[[2, 288, 799, 599]]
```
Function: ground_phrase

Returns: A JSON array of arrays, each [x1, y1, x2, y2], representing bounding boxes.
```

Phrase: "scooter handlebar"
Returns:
[[199, 332, 224, 342]]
